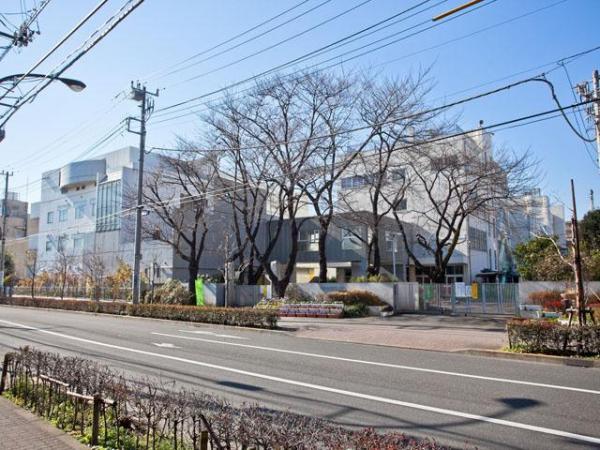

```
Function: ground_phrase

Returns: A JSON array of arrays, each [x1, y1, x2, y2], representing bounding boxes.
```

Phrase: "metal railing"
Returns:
[[420, 283, 520, 315]]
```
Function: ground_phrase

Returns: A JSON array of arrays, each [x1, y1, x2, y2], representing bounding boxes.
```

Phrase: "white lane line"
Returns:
[[2, 318, 599, 445], [178, 330, 247, 340], [153, 343, 180, 349], [151, 332, 600, 396]]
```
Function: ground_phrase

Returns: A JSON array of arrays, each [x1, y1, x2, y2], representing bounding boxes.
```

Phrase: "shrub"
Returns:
[[0, 296, 278, 329], [343, 303, 369, 318], [507, 318, 600, 356], [1, 348, 447, 450], [325, 289, 386, 306], [283, 284, 315, 303], [350, 273, 397, 283], [144, 279, 192, 304]]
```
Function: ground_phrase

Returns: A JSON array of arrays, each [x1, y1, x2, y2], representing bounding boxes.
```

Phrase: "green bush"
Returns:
[[0, 296, 278, 329], [507, 318, 600, 356], [343, 303, 369, 317], [144, 279, 192, 304], [325, 290, 386, 306], [350, 273, 397, 283]]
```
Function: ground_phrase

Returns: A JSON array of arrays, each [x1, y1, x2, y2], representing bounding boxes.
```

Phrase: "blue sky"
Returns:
[[1, 0, 599, 215]]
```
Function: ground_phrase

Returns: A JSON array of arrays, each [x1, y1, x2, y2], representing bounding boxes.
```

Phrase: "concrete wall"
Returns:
[[519, 281, 600, 302]]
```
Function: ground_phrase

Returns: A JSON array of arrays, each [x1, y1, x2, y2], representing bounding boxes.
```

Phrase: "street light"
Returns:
[[0, 73, 87, 92], [0, 73, 86, 142]]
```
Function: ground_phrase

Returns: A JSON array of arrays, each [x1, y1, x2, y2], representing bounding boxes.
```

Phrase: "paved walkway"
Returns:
[[281, 314, 508, 351], [0, 396, 86, 450]]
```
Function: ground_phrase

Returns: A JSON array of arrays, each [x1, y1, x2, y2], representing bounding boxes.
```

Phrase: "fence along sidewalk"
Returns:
[[420, 283, 519, 315]]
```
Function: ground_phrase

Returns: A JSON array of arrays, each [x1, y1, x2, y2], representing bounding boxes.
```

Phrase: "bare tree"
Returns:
[[392, 137, 537, 282], [53, 235, 72, 299], [82, 251, 106, 300], [336, 73, 438, 276], [25, 249, 38, 299], [205, 74, 337, 297], [141, 149, 218, 303]]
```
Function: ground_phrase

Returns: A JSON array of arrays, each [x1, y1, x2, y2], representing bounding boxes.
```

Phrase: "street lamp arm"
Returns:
[[0, 73, 86, 92]]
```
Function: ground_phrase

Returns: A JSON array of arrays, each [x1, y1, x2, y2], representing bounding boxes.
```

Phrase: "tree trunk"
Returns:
[[318, 226, 329, 283], [371, 231, 381, 275], [187, 263, 199, 305]]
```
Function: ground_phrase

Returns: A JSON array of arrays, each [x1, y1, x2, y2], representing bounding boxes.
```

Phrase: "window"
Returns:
[[298, 230, 319, 252], [58, 208, 68, 222], [394, 198, 408, 211], [90, 199, 95, 217], [340, 175, 373, 189], [73, 234, 84, 250], [45, 237, 53, 252], [468, 226, 487, 251], [445, 265, 464, 283], [96, 180, 122, 232], [341, 228, 362, 250], [57, 235, 67, 252], [46, 211, 54, 224], [389, 168, 406, 182], [385, 231, 399, 252], [75, 202, 86, 219]]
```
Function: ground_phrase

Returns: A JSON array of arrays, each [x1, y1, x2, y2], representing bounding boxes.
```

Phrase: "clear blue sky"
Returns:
[[2, 0, 599, 215]]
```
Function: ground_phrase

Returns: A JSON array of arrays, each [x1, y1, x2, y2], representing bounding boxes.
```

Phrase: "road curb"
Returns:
[[455, 348, 600, 368]]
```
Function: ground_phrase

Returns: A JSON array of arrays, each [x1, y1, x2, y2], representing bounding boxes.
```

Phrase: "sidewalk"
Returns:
[[280, 314, 508, 352], [0, 396, 86, 450]]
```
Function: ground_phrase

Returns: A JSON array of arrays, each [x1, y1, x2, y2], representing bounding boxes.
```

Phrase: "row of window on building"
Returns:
[[297, 228, 400, 252], [45, 233, 86, 252], [46, 200, 95, 224]]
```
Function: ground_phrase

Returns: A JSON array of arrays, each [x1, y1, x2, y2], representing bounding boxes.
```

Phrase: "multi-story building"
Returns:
[[33, 147, 230, 288], [507, 188, 566, 249], [2, 192, 30, 279]]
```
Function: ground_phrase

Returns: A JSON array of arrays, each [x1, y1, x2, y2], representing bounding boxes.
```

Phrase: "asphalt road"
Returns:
[[0, 305, 599, 450]]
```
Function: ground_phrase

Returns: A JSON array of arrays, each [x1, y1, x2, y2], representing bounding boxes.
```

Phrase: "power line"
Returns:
[[0, 0, 110, 104], [142, 0, 313, 82], [154, 0, 493, 115], [170, 0, 378, 87], [153, 0, 336, 82], [0, 0, 146, 127]]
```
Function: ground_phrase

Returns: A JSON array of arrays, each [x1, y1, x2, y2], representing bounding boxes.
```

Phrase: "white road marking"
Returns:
[[1, 318, 599, 445], [178, 330, 247, 340], [152, 343, 179, 349], [151, 332, 600, 396]]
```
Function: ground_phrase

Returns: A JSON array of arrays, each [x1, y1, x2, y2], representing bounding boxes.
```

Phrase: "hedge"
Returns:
[[507, 318, 600, 356], [0, 296, 278, 329], [0, 347, 447, 450]]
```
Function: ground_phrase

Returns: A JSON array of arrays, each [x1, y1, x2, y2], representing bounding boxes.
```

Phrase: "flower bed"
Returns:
[[507, 318, 600, 357], [279, 303, 344, 318], [0, 296, 278, 329]]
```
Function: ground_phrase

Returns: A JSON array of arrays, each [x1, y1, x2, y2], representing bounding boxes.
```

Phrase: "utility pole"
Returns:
[[0, 171, 13, 292], [128, 82, 158, 304], [570, 179, 586, 325], [591, 189, 595, 211], [576, 69, 600, 171]]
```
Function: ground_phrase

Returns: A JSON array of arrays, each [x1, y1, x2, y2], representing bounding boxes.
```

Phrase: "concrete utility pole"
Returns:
[[570, 179, 586, 325], [128, 82, 158, 304], [576, 69, 600, 171], [591, 189, 595, 211], [0, 171, 13, 291]]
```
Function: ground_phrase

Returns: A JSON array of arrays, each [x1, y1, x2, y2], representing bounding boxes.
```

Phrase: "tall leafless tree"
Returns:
[[141, 149, 218, 303], [391, 136, 537, 282]]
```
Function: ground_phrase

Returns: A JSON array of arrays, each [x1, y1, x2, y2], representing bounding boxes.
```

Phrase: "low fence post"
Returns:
[[91, 393, 101, 446], [0, 353, 11, 394]]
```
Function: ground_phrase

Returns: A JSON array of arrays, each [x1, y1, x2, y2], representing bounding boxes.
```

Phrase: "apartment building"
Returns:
[[2, 192, 30, 279]]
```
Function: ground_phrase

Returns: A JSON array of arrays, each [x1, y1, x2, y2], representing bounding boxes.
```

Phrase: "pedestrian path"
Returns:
[[0, 396, 86, 450], [282, 314, 508, 351]]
